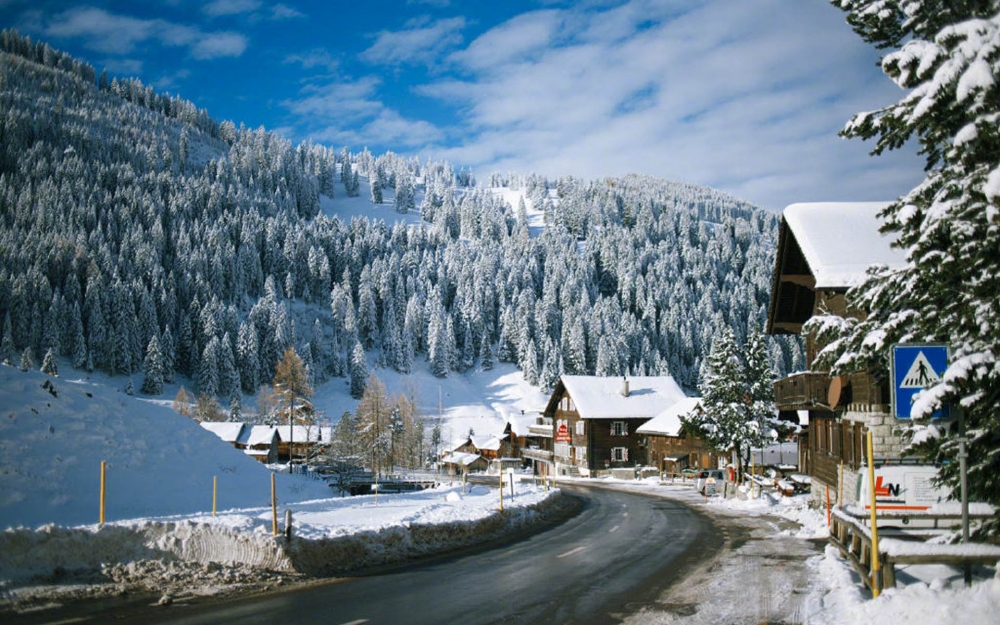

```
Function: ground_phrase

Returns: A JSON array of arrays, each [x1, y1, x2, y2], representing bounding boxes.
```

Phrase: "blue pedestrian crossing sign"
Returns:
[[891, 344, 949, 420]]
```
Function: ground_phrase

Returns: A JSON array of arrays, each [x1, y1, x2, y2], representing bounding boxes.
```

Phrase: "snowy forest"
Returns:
[[0, 30, 803, 411]]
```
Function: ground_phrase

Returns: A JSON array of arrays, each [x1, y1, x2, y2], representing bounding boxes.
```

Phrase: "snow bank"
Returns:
[[285, 484, 563, 576], [0, 520, 293, 584], [0, 482, 562, 586]]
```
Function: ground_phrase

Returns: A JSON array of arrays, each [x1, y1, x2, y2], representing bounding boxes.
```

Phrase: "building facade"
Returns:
[[543, 375, 687, 477], [766, 202, 911, 506]]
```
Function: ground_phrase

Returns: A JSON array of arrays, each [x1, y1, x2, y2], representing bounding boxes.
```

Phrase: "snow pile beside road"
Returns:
[[284, 483, 561, 575], [1, 481, 560, 590]]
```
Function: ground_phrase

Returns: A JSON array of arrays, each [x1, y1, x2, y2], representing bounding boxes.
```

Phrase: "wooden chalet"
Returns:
[[766, 202, 908, 505], [470, 434, 504, 460], [274, 425, 332, 463], [635, 398, 722, 475], [502, 409, 535, 462], [543, 375, 687, 477]]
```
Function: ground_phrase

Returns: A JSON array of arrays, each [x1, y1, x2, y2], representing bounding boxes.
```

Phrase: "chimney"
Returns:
[[622, 376, 630, 398]]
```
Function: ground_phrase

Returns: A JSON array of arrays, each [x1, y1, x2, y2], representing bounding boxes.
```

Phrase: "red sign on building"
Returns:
[[555, 423, 571, 443]]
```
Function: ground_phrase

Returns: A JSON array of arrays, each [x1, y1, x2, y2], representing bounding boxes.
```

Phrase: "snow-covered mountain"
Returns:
[[0, 31, 802, 409]]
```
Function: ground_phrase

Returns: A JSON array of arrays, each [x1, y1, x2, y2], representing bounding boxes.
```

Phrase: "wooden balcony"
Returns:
[[774, 371, 831, 410]]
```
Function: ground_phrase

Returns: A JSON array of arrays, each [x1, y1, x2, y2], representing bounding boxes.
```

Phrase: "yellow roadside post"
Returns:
[[99, 460, 106, 525], [867, 431, 882, 597], [271, 473, 278, 536]]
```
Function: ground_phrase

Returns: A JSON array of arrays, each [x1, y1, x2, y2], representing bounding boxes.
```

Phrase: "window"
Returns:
[[611, 421, 627, 436], [611, 447, 628, 462], [575, 421, 585, 436], [561, 396, 575, 412], [554, 442, 571, 458], [578, 446, 587, 462]]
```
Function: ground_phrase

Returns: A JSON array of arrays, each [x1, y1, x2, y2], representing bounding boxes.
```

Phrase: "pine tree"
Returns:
[[229, 388, 242, 422], [350, 341, 368, 399], [812, 1, 1000, 530], [686, 327, 773, 481], [19, 347, 32, 372], [198, 336, 220, 397], [40, 347, 57, 376], [141, 334, 165, 395]]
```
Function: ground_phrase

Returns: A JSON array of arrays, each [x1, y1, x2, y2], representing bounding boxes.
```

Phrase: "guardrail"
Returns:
[[829, 507, 1000, 591]]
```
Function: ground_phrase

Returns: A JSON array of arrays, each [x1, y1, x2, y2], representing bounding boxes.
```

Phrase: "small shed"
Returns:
[[236, 425, 279, 464], [440, 451, 488, 474]]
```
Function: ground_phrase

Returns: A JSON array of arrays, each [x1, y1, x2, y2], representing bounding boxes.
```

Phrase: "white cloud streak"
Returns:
[[360, 17, 466, 67], [43, 7, 246, 60]]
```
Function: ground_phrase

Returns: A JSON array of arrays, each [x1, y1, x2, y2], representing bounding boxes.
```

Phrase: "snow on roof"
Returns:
[[499, 405, 535, 437], [440, 451, 483, 467], [636, 397, 702, 436], [199, 421, 244, 443], [471, 435, 504, 452], [783, 202, 906, 288], [238, 425, 277, 447], [274, 425, 331, 444], [561, 375, 687, 420]]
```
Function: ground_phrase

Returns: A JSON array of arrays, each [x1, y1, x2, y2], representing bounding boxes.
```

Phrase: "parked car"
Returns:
[[695, 469, 726, 494]]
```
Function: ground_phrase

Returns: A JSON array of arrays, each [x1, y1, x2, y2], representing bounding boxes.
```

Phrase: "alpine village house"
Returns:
[[765, 202, 911, 506], [540, 375, 692, 477]]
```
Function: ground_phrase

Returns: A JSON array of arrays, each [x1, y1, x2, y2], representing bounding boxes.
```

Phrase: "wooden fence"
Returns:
[[829, 507, 1000, 591]]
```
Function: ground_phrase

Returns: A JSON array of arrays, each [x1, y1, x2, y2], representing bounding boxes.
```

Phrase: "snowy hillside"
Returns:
[[0, 365, 330, 529]]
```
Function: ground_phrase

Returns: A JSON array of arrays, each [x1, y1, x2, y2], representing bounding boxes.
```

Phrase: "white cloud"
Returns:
[[284, 48, 339, 72], [284, 77, 443, 149], [202, 0, 262, 18], [270, 4, 304, 20], [415, 0, 924, 210], [191, 31, 246, 59], [360, 16, 466, 67], [43, 7, 247, 60]]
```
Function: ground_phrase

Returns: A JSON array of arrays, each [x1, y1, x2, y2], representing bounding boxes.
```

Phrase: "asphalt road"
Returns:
[[138, 484, 720, 625]]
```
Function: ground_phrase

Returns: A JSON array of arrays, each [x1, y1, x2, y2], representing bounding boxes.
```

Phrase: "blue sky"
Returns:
[[1, 0, 925, 211]]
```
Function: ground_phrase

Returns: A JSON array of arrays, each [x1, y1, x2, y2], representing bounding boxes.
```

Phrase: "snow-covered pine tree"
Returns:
[[40, 347, 57, 376], [688, 327, 773, 481], [809, 0, 1000, 530], [141, 334, 165, 395], [350, 341, 368, 399]]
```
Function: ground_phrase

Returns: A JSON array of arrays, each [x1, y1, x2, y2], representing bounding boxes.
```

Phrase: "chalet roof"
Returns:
[[555, 375, 687, 420], [471, 435, 505, 452], [238, 425, 278, 447], [200, 421, 244, 443], [440, 451, 483, 467], [636, 397, 702, 437], [274, 425, 332, 444], [499, 405, 535, 437], [783, 202, 905, 289]]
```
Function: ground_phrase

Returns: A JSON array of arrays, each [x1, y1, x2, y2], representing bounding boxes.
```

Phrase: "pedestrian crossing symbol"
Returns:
[[899, 351, 940, 388], [891, 344, 949, 420]]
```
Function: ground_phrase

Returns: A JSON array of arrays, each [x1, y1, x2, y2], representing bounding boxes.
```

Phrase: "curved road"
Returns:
[[139, 485, 718, 625]]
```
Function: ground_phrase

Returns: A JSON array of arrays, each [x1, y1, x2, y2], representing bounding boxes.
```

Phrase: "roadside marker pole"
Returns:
[[271, 473, 278, 536], [499, 472, 504, 512], [825, 485, 831, 528], [838, 461, 844, 507], [213, 476, 217, 517], [866, 431, 882, 597], [99, 460, 106, 525]]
